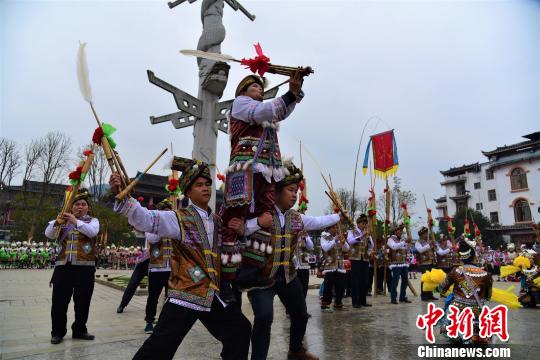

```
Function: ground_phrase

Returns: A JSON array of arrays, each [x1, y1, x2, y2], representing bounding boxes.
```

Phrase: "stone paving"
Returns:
[[1, 269, 539, 359]]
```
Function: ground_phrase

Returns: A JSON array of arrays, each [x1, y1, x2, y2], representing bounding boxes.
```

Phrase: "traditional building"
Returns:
[[438, 132, 540, 246]]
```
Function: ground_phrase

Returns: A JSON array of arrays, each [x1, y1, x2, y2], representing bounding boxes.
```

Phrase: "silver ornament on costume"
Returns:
[[82, 243, 92, 254]]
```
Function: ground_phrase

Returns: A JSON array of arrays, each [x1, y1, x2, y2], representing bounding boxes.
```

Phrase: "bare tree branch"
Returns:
[[37, 132, 72, 185], [23, 139, 44, 183], [0, 138, 20, 186], [78, 144, 110, 200]]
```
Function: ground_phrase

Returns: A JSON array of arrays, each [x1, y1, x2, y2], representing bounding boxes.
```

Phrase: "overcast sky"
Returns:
[[1, 0, 539, 221]]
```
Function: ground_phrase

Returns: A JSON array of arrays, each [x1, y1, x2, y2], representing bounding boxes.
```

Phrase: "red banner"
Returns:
[[372, 130, 397, 177]]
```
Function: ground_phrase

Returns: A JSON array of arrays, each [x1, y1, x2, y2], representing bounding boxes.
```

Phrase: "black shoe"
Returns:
[[421, 297, 430, 302], [116, 305, 124, 313], [219, 284, 237, 304], [51, 336, 63, 344], [391, 300, 398, 304], [72, 332, 95, 340], [353, 304, 362, 308], [400, 298, 412, 303], [237, 277, 275, 292], [361, 303, 372, 307]]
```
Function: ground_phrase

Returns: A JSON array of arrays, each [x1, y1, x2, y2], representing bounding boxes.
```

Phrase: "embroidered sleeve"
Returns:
[[76, 218, 99, 238], [436, 247, 451, 256], [44, 220, 57, 240], [301, 213, 340, 232], [387, 237, 400, 250], [305, 235, 314, 251], [415, 241, 431, 253], [320, 237, 335, 252], [231, 93, 302, 125], [114, 197, 181, 240]]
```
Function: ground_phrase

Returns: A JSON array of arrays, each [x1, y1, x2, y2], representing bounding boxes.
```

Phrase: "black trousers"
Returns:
[[350, 260, 370, 306], [296, 268, 310, 298], [120, 258, 149, 308], [322, 271, 345, 306], [248, 273, 308, 360], [133, 299, 251, 360], [145, 271, 170, 323], [376, 266, 392, 293], [50, 265, 95, 337]]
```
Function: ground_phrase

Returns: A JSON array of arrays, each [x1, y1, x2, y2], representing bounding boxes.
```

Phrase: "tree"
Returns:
[[326, 187, 368, 220], [451, 208, 504, 249], [376, 176, 417, 225], [0, 138, 21, 186], [23, 139, 44, 184], [27, 132, 72, 241], [11, 192, 134, 245], [90, 202, 134, 245], [78, 144, 110, 201], [37, 132, 72, 185]]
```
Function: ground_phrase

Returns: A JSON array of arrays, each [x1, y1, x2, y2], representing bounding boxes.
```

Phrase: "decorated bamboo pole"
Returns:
[[446, 216, 456, 244], [423, 194, 438, 262], [401, 196, 417, 296], [297, 142, 308, 214], [54, 147, 95, 239], [165, 169, 180, 211], [367, 187, 378, 296], [78, 42, 130, 188], [115, 148, 168, 201]]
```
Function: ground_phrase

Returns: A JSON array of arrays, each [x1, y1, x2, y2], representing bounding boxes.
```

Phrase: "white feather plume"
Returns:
[[180, 49, 238, 63], [77, 42, 93, 103]]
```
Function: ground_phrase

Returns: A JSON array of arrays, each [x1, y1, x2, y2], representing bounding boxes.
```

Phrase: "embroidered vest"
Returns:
[[263, 210, 304, 283], [417, 241, 435, 265], [55, 217, 98, 266], [322, 236, 347, 273], [228, 117, 282, 168], [168, 206, 222, 311], [149, 238, 173, 270], [436, 242, 452, 268], [293, 231, 311, 270], [349, 229, 371, 261], [388, 236, 407, 264]]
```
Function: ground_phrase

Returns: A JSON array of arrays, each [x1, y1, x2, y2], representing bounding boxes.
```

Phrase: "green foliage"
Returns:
[[10, 192, 60, 243], [10, 192, 134, 244], [91, 202, 135, 245], [447, 208, 504, 249]]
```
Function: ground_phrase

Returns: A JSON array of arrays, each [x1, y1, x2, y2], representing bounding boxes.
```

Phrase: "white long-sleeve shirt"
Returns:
[[230, 92, 305, 183], [415, 240, 432, 254], [114, 198, 225, 309], [45, 217, 100, 240], [321, 236, 350, 252], [436, 242, 452, 256], [304, 235, 314, 251], [114, 199, 214, 246], [387, 235, 409, 269], [231, 91, 304, 126], [245, 207, 340, 236]]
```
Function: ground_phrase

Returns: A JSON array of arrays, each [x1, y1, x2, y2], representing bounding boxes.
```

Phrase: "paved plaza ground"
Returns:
[[1, 269, 539, 359]]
